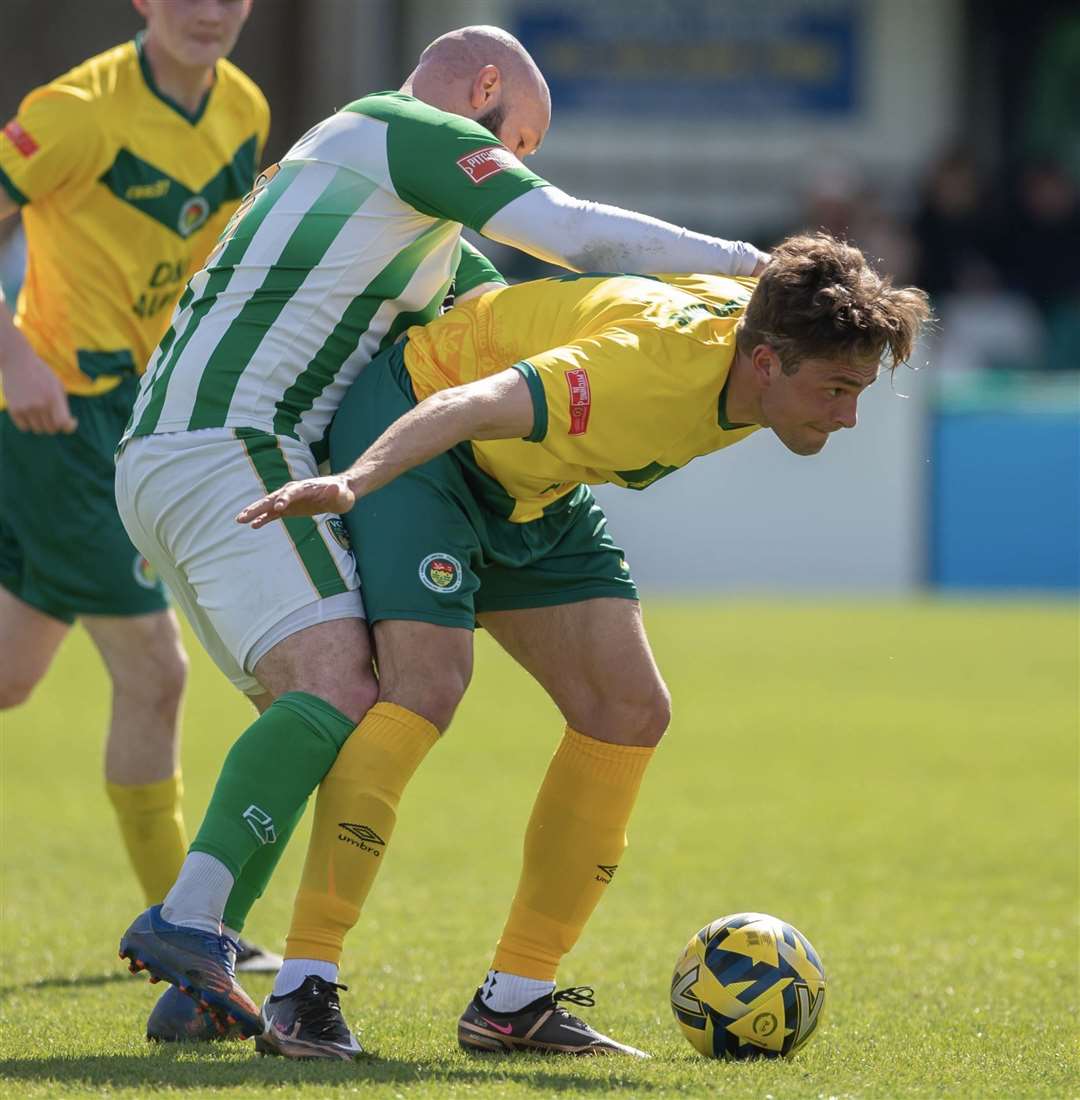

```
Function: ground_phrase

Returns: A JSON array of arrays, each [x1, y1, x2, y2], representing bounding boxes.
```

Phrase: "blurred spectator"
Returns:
[[1004, 159, 1080, 315], [910, 149, 1061, 372], [911, 148, 1003, 303], [1003, 159, 1080, 370]]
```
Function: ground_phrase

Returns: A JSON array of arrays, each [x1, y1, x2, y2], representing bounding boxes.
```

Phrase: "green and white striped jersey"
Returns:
[[123, 93, 547, 451]]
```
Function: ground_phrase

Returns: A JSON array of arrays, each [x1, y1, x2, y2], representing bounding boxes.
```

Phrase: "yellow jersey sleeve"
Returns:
[[0, 86, 110, 207], [512, 321, 724, 475]]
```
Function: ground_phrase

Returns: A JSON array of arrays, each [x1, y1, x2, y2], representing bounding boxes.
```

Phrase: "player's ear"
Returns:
[[470, 65, 501, 109], [751, 344, 777, 386], [131, 0, 150, 19]]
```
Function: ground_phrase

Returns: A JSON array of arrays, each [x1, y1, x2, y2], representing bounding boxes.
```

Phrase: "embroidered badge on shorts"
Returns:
[[132, 553, 159, 590], [326, 516, 351, 550], [419, 552, 463, 594]]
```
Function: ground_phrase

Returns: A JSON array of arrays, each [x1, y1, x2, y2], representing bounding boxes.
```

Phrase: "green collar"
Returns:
[[135, 31, 214, 125], [717, 378, 751, 431]]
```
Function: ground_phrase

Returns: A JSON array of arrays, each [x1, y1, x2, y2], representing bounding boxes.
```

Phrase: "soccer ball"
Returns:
[[670, 912, 826, 1059]]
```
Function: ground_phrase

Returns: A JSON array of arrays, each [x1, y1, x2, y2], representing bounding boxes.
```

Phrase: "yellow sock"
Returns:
[[285, 702, 439, 963], [492, 727, 655, 981], [106, 772, 188, 905]]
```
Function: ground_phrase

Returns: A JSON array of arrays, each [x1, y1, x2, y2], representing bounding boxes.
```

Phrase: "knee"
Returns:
[[573, 682, 672, 748], [112, 637, 189, 713], [379, 666, 470, 733], [642, 684, 673, 746], [320, 673, 379, 726]]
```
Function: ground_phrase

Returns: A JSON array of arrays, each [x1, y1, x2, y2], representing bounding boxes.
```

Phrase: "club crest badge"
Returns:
[[132, 553, 160, 590], [177, 195, 210, 237], [419, 552, 463, 594]]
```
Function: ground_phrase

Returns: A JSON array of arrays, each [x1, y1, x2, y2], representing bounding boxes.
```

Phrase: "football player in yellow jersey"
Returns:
[[237, 232, 930, 1058], [0, 0, 279, 1036]]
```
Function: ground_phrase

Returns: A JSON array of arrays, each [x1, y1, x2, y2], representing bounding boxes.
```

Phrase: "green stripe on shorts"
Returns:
[[235, 429, 350, 599]]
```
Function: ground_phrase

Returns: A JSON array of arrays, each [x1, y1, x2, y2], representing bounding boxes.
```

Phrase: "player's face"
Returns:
[[136, 0, 252, 68], [759, 352, 878, 456]]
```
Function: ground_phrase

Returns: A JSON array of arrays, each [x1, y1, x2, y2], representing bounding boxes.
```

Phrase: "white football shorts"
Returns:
[[115, 428, 364, 694]]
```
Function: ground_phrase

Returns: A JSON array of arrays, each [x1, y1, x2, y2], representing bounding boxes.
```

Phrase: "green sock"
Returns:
[[190, 692, 355, 880], [222, 798, 307, 934]]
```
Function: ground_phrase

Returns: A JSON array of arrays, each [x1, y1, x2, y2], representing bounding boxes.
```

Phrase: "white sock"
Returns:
[[479, 969, 555, 1013], [160, 852, 234, 935], [273, 958, 339, 998]]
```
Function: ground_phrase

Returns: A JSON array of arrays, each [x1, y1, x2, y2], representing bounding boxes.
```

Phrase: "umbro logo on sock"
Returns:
[[339, 823, 385, 844], [338, 822, 386, 855], [595, 864, 618, 883]]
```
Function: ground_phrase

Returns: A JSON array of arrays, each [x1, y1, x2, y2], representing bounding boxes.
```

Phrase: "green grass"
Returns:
[[1, 598, 1077, 1099]]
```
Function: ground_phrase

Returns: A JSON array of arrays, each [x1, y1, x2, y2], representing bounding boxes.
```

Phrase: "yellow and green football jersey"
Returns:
[[402, 272, 762, 522], [0, 34, 268, 398]]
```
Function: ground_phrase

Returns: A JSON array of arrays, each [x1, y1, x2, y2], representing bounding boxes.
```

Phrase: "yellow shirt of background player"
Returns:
[[403, 272, 762, 522], [0, 34, 268, 398]]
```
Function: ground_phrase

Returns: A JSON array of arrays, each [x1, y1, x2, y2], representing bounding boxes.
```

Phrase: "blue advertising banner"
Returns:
[[929, 374, 1080, 591], [515, 0, 860, 118]]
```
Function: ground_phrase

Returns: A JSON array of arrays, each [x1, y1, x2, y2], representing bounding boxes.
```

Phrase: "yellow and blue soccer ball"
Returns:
[[670, 912, 826, 1059]]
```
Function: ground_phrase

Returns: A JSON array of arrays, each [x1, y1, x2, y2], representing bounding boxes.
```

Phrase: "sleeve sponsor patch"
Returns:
[[565, 367, 591, 435], [456, 145, 519, 184], [3, 120, 39, 158]]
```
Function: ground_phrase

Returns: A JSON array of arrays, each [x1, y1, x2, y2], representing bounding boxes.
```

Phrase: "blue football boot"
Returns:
[[119, 905, 262, 1038]]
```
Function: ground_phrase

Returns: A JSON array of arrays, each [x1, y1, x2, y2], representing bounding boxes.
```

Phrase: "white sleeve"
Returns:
[[480, 185, 768, 276]]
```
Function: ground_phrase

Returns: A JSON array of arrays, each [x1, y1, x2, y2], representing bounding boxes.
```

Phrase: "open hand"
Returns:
[[235, 475, 355, 529]]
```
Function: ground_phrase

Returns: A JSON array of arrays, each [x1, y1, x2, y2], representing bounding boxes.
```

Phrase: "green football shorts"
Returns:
[[329, 340, 638, 629], [0, 376, 168, 623]]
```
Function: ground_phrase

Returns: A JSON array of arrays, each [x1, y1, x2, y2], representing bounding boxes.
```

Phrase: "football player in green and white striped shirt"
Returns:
[[116, 25, 768, 1056]]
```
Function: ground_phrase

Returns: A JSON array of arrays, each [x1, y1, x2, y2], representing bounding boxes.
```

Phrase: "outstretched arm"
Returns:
[[481, 186, 769, 276], [236, 369, 533, 528]]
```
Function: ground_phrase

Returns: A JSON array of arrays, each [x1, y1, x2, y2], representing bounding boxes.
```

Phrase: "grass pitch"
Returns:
[[1, 598, 1076, 1099]]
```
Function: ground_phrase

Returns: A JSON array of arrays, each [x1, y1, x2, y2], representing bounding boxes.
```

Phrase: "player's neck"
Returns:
[[142, 32, 216, 116], [724, 352, 764, 426]]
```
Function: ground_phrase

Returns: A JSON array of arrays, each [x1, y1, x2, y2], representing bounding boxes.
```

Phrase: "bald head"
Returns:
[[402, 25, 551, 159]]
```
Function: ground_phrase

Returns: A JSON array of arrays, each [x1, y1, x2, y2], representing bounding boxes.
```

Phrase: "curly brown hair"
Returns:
[[736, 232, 931, 374]]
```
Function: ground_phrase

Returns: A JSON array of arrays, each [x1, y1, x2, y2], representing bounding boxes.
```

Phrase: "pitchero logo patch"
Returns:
[[177, 195, 210, 238], [3, 120, 38, 158], [456, 146, 518, 184], [419, 552, 463, 594], [565, 367, 591, 435]]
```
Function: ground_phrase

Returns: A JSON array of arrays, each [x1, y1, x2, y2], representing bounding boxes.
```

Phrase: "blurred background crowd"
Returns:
[[2, 0, 1076, 591]]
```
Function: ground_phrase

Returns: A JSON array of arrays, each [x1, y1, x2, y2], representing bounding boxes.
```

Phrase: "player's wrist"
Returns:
[[0, 342, 49, 382]]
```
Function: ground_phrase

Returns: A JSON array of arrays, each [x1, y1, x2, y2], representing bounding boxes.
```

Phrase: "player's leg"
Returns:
[[115, 429, 374, 1037], [0, 587, 70, 708], [0, 406, 75, 704], [456, 491, 663, 1055], [257, 616, 471, 1059], [454, 597, 664, 1057], [1, 385, 196, 908], [144, 688, 300, 1045], [259, 354, 483, 1057], [86, 599, 190, 914], [81, 609, 189, 907], [281, 617, 473, 969]]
